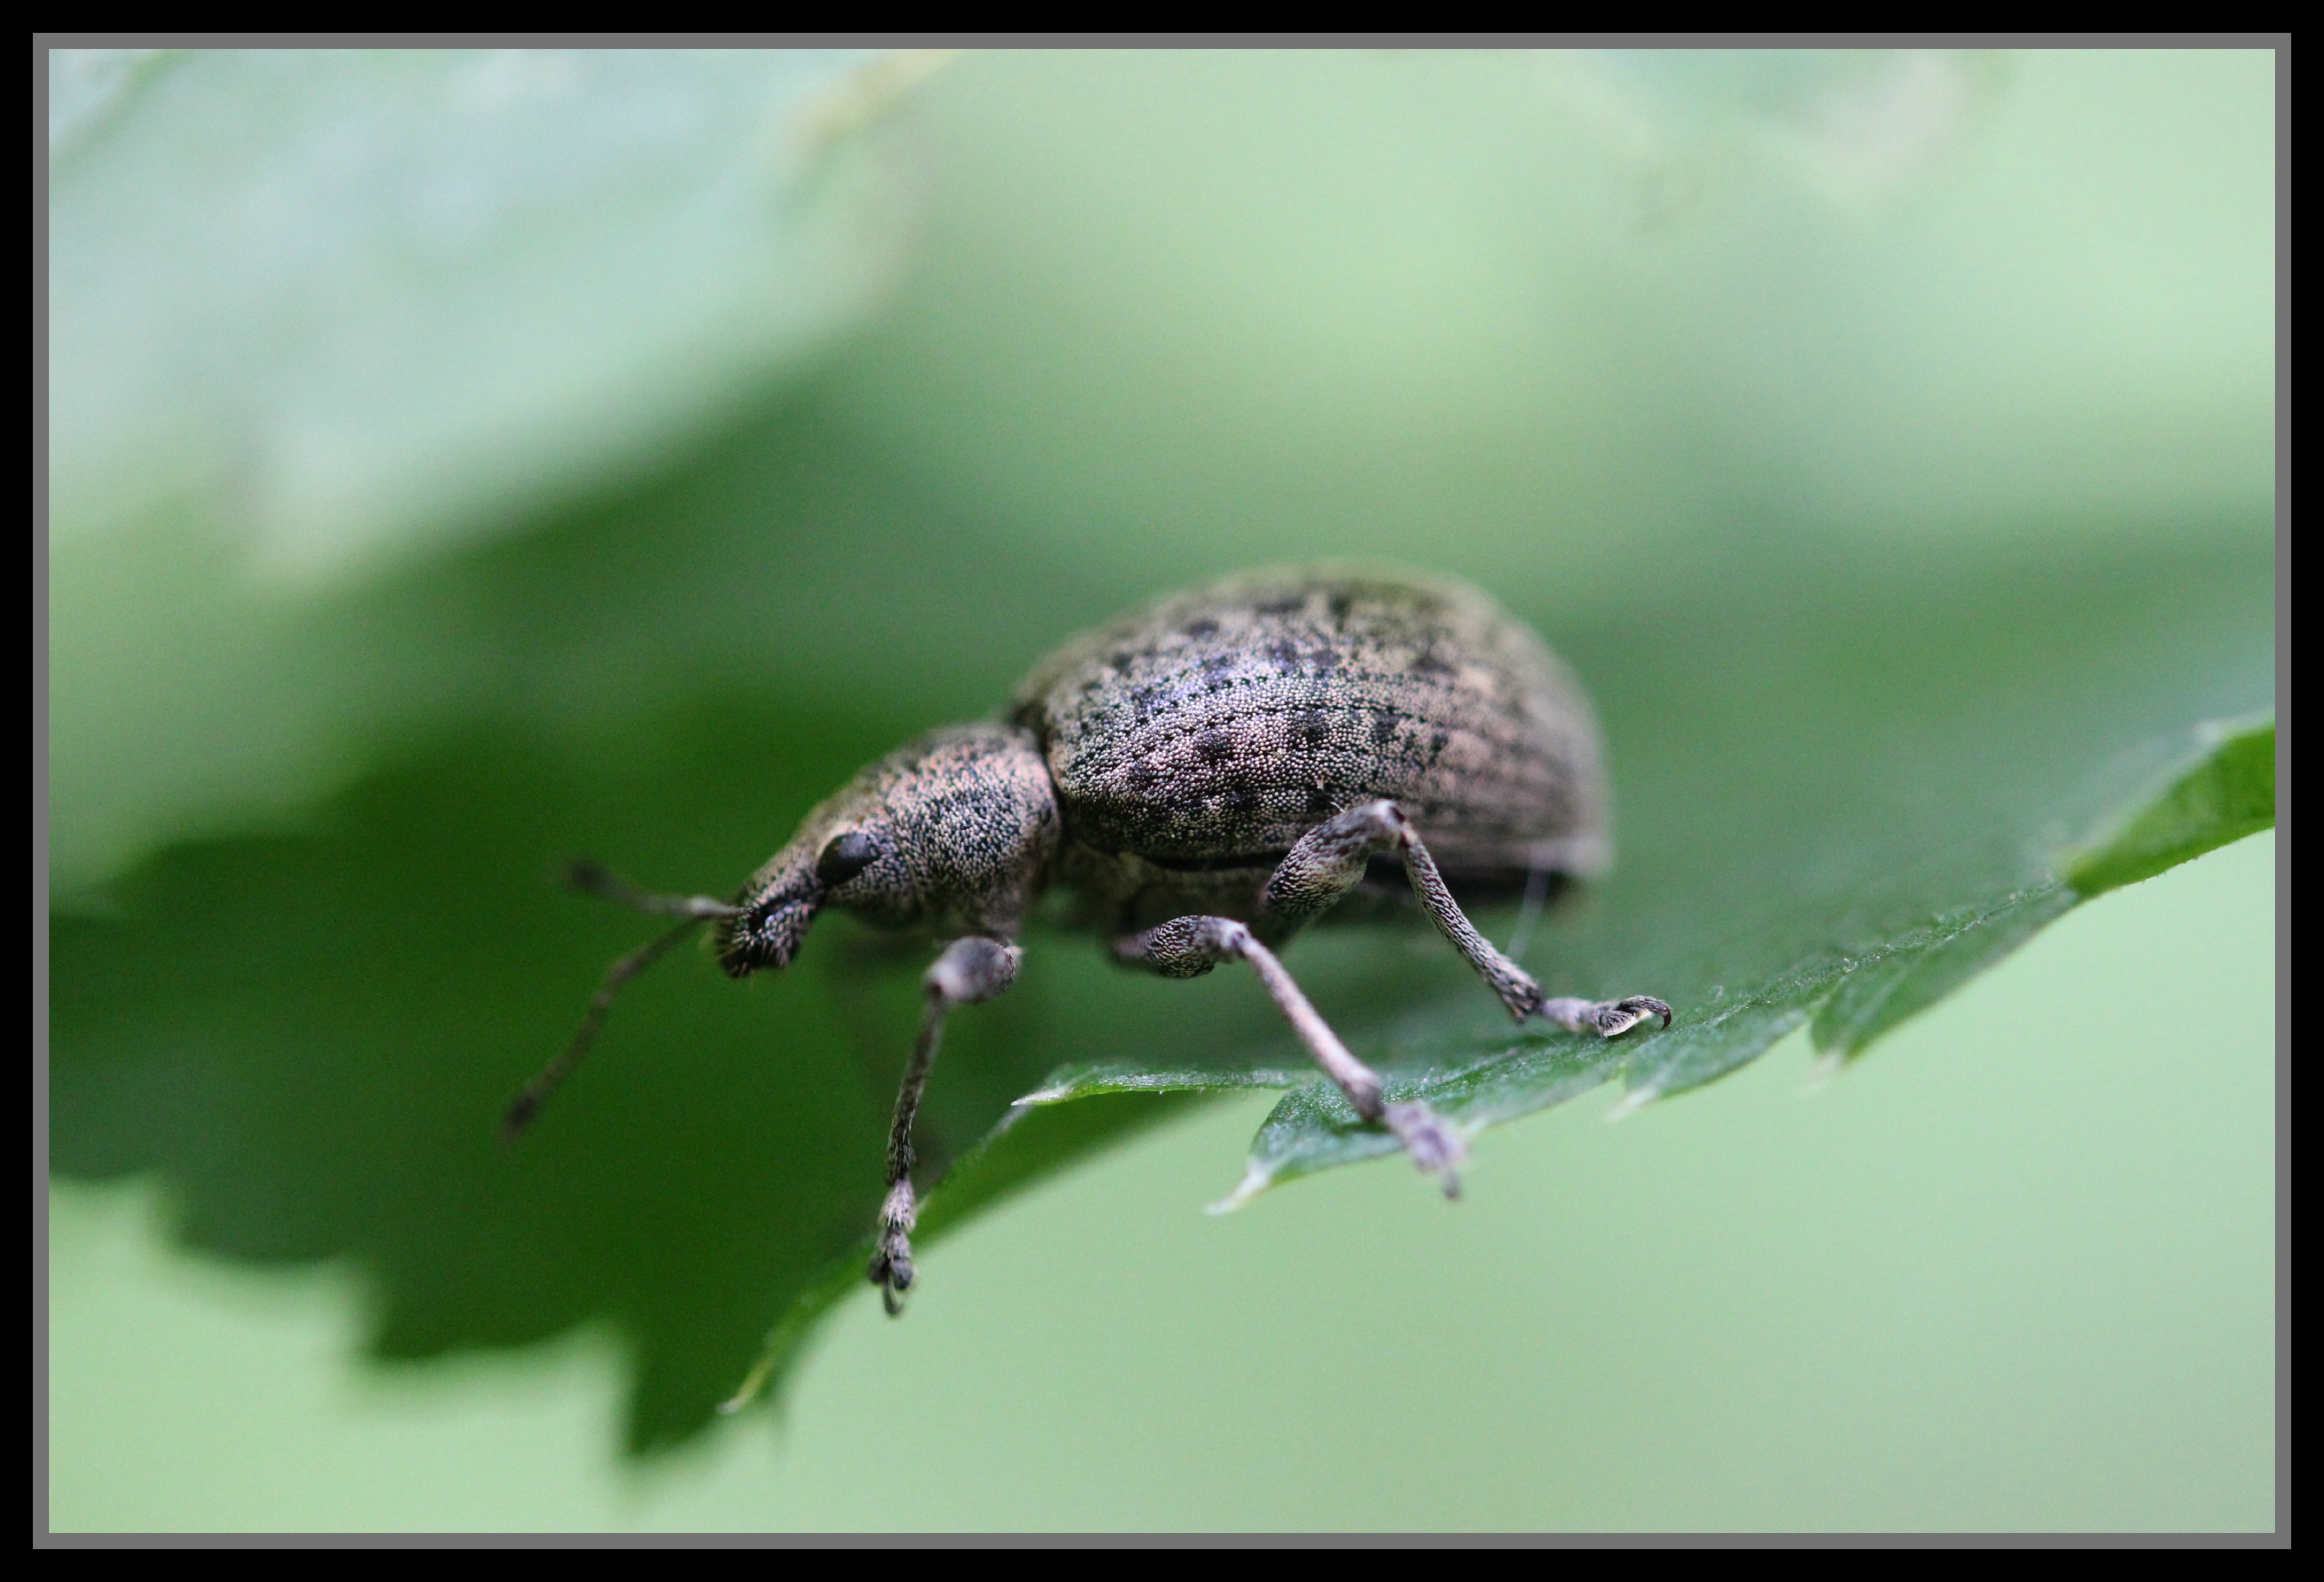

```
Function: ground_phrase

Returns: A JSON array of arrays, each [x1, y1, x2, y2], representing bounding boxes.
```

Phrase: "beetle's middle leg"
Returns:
[[1114, 916, 1465, 1196], [868, 935, 1021, 1316], [1263, 800, 1672, 1038]]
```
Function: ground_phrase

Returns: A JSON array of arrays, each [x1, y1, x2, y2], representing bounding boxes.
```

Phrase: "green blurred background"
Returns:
[[45, 48, 2276, 1531]]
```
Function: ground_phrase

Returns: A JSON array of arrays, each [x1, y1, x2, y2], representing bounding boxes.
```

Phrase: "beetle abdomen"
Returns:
[[1011, 568, 1610, 877]]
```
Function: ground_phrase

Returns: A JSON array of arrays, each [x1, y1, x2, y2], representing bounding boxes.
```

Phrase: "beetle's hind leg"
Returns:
[[869, 936, 1022, 1316], [1114, 916, 1465, 1196], [1262, 801, 1671, 1037]]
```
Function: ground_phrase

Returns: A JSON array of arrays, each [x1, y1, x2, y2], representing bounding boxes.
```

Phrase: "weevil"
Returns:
[[504, 566, 1669, 1314]]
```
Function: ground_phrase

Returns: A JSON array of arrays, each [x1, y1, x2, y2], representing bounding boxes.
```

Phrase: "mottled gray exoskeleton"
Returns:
[[505, 567, 1669, 1314]]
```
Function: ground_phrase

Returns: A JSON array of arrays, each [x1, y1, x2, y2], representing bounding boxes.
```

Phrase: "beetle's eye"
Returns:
[[815, 831, 881, 888]]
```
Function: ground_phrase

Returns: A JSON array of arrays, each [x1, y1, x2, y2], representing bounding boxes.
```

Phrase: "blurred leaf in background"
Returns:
[[46, 48, 2274, 1461], [50, 46, 937, 888]]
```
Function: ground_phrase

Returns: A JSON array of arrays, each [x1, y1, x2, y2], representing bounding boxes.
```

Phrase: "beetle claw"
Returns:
[[1595, 995, 1674, 1037]]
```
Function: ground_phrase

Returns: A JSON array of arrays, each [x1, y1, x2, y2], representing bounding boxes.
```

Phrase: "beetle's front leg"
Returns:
[[869, 936, 1021, 1316], [1115, 916, 1465, 1196], [1264, 800, 1671, 1036]]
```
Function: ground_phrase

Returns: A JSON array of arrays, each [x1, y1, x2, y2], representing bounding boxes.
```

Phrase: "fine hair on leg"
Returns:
[[1116, 915, 1464, 1196], [500, 865, 743, 1141], [871, 937, 1021, 1316], [1262, 801, 1671, 1037], [1502, 862, 1554, 961]]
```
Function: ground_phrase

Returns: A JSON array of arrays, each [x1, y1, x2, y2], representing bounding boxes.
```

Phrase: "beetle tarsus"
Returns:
[[1385, 1100, 1465, 1198], [1537, 994, 1673, 1038], [869, 1179, 918, 1317]]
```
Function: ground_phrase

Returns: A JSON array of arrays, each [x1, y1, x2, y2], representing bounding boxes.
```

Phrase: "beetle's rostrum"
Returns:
[[505, 566, 1670, 1316]]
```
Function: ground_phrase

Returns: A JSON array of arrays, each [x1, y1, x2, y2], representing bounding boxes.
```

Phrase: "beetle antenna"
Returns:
[[500, 866, 744, 1141], [564, 859, 743, 920]]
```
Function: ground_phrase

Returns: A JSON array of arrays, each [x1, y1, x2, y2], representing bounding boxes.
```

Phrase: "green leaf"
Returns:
[[2064, 719, 2276, 898], [47, 50, 2275, 1455]]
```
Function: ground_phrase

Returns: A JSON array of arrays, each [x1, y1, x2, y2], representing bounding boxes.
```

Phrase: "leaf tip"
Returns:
[[1206, 1163, 1274, 1215], [1605, 1085, 1660, 1122], [2063, 715, 2275, 899], [1802, 1048, 1847, 1092], [717, 1354, 777, 1417]]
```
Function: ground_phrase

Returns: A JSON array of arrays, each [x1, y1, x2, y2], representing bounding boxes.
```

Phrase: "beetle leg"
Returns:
[[1263, 800, 1540, 1016], [1114, 915, 1464, 1197], [1263, 800, 1671, 1036], [869, 936, 1022, 1316]]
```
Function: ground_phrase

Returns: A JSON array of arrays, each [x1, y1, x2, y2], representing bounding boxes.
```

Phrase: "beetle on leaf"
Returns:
[[504, 566, 1670, 1314]]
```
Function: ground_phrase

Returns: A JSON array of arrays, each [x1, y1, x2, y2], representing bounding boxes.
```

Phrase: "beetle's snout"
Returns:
[[716, 890, 818, 978]]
